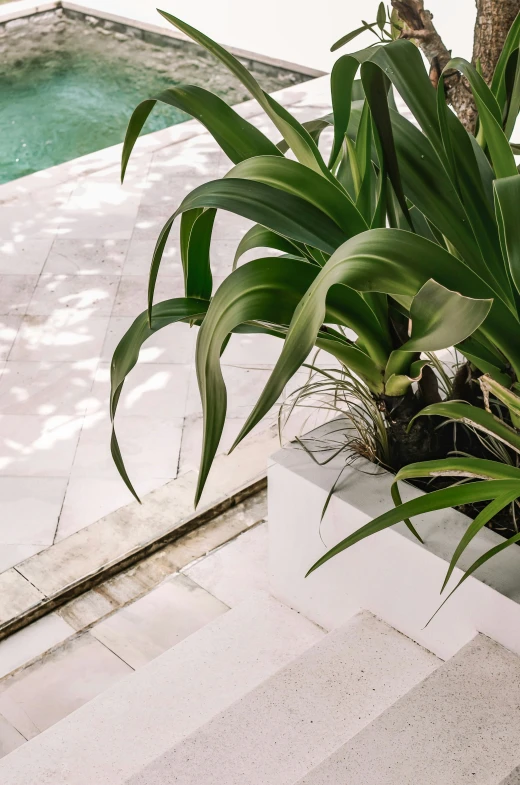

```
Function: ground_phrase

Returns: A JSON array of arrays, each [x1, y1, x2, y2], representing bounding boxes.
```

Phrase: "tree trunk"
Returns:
[[392, 0, 520, 131], [456, 0, 520, 129]]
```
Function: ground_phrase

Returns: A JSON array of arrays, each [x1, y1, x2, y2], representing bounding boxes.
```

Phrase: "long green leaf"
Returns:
[[225, 156, 367, 235], [276, 116, 333, 154], [360, 59, 411, 224], [355, 101, 375, 220], [480, 374, 520, 428], [491, 12, 520, 115], [157, 10, 329, 176], [328, 55, 363, 168], [457, 334, 511, 385], [494, 175, 520, 295], [430, 527, 520, 622], [179, 208, 216, 299], [409, 400, 520, 454], [393, 456, 520, 484], [436, 71, 511, 304], [503, 48, 520, 139], [110, 298, 209, 499], [121, 85, 280, 181], [233, 225, 305, 269], [193, 257, 323, 504], [448, 58, 517, 178], [306, 479, 520, 576], [441, 490, 519, 592], [387, 112, 489, 275], [172, 178, 349, 254]]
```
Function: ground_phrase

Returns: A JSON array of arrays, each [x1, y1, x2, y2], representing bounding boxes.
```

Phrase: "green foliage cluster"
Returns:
[[112, 9, 520, 602]]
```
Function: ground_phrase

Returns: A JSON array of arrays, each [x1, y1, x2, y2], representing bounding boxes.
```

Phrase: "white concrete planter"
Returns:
[[268, 422, 520, 659]]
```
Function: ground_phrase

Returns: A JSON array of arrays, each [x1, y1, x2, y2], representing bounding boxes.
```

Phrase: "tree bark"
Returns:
[[391, 0, 520, 132]]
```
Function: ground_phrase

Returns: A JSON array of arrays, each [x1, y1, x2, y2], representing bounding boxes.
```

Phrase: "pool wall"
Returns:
[[1, 0, 324, 186], [0, 1, 324, 78]]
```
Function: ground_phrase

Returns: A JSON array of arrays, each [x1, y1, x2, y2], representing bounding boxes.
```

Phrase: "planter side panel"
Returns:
[[269, 460, 520, 660]]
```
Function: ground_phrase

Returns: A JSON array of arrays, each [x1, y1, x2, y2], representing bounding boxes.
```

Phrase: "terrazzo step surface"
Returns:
[[501, 769, 520, 785], [0, 594, 322, 785], [295, 635, 520, 785], [127, 611, 440, 785]]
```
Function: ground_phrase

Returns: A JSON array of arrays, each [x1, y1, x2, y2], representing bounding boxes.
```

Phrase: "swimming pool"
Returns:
[[0, 8, 309, 184]]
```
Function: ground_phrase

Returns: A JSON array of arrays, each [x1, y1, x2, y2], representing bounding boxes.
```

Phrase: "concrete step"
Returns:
[[501, 769, 520, 785], [0, 594, 322, 784], [295, 635, 520, 785], [126, 611, 440, 785]]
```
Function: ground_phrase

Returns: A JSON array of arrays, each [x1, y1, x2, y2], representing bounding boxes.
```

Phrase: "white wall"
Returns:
[[85, 0, 476, 72]]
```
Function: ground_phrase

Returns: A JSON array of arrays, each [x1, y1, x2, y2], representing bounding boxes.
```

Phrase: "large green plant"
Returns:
[[304, 15, 520, 599], [112, 9, 520, 598], [112, 11, 498, 506]]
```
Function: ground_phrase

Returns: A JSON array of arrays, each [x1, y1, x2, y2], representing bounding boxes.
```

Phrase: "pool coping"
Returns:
[[0, 75, 331, 202]]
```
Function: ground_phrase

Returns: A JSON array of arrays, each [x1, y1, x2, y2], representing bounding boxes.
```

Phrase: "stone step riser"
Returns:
[[0, 594, 322, 784], [296, 635, 520, 785], [127, 612, 439, 785]]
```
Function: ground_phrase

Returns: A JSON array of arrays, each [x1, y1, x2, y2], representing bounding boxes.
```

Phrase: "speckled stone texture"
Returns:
[[296, 635, 520, 785], [500, 768, 520, 785], [0, 594, 322, 784], [127, 612, 439, 785]]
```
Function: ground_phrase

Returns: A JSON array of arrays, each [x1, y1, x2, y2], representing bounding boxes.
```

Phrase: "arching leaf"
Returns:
[[146, 178, 352, 318], [226, 156, 367, 235], [494, 175, 520, 295], [157, 10, 330, 176], [306, 479, 520, 576], [409, 400, 520, 454], [233, 225, 306, 268], [402, 279, 492, 352], [110, 298, 209, 499], [180, 208, 216, 299], [193, 255, 391, 502], [121, 85, 281, 181]]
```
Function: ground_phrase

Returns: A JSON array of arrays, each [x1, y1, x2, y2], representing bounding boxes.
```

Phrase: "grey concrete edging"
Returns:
[[0, 475, 265, 642]]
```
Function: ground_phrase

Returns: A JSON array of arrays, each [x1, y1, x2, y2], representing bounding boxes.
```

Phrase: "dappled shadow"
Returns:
[[0, 61, 333, 581]]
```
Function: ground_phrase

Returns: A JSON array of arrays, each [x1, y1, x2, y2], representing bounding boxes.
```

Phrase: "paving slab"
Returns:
[[0, 614, 74, 679], [0, 714, 25, 759], [186, 523, 268, 607], [0, 633, 132, 736], [90, 573, 228, 668]]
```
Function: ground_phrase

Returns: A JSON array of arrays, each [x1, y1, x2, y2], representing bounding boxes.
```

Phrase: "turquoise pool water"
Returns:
[[0, 12, 307, 184]]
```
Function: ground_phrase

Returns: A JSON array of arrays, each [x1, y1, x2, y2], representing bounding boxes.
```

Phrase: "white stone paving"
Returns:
[[0, 73, 332, 574], [0, 513, 269, 756]]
